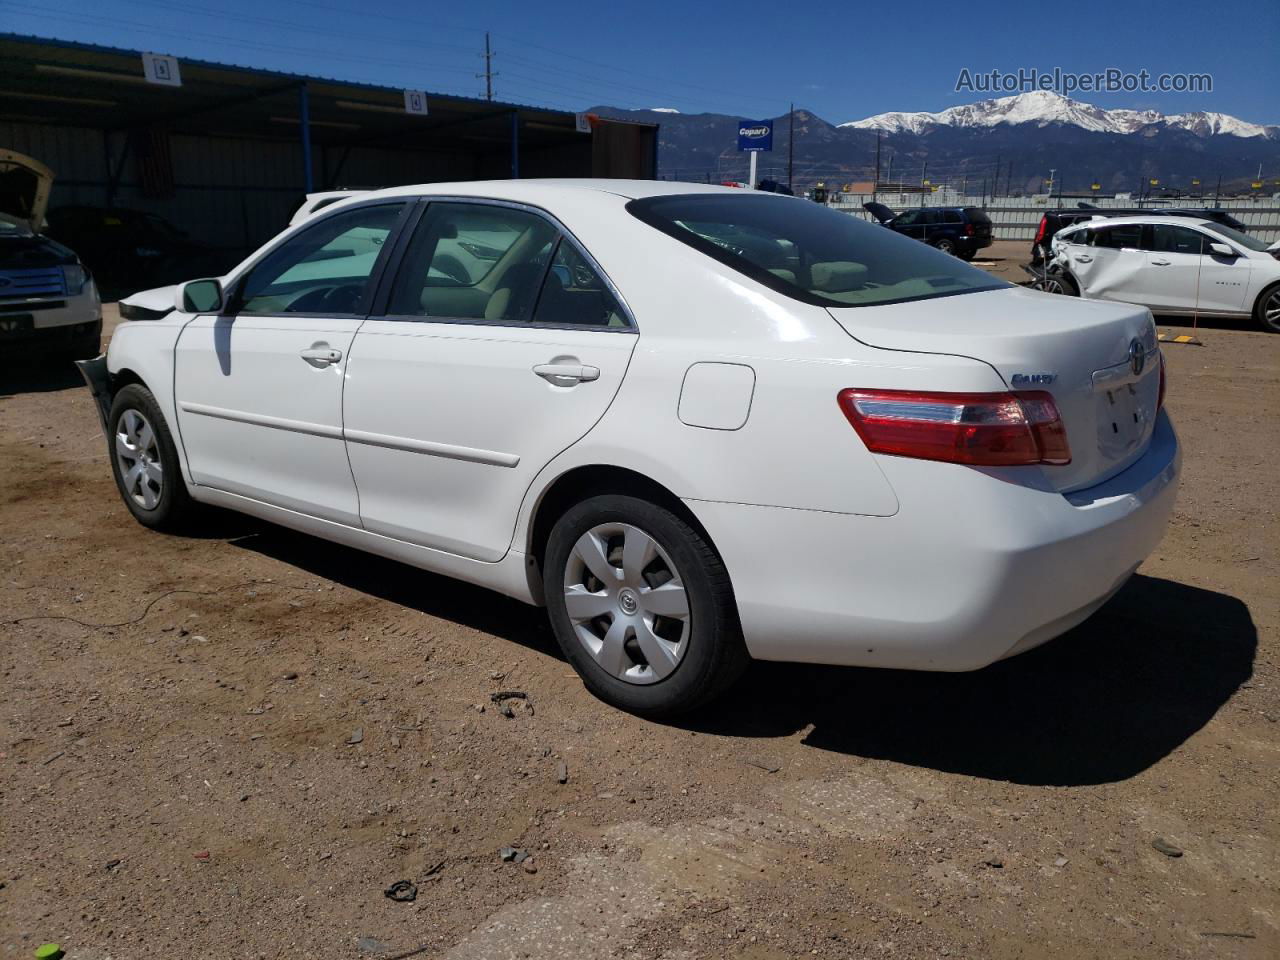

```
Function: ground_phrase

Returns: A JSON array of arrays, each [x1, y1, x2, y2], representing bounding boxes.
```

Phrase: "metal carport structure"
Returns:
[[0, 34, 657, 257]]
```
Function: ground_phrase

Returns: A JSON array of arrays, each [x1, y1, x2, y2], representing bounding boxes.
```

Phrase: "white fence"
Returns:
[[831, 193, 1280, 242]]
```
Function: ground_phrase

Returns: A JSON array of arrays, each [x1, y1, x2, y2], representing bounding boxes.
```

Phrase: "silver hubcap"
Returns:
[[115, 409, 163, 510], [563, 523, 690, 685]]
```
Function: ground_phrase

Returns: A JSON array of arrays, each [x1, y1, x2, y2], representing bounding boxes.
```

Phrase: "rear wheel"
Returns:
[[107, 383, 197, 531], [543, 494, 748, 717], [933, 237, 958, 256], [958, 248, 976, 262], [1254, 282, 1280, 333]]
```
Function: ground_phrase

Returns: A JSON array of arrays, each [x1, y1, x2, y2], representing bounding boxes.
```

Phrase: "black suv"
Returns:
[[1030, 204, 1247, 263], [863, 203, 993, 260]]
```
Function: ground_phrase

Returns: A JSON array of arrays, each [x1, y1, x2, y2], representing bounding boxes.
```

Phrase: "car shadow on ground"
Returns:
[[228, 524, 1255, 788], [688, 574, 1256, 786], [0, 357, 87, 397], [228, 525, 562, 658]]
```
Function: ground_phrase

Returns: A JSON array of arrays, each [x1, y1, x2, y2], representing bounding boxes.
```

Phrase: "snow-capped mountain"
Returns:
[[842, 91, 1275, 139]]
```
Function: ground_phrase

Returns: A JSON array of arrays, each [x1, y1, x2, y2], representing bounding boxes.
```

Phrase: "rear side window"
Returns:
[[964, 208, 992, 226], [942, 210, 962, 224], [533, 242, 628, 328], [1090, 224, 1143, 249], [628, 194, 1006, 308]]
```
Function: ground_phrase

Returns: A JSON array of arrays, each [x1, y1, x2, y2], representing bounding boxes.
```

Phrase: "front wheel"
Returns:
[[1039, 272, 1079, 296], [543, 495, 748, 717], [107, 383, 198, 531], [1254, 282, 1280, 333]]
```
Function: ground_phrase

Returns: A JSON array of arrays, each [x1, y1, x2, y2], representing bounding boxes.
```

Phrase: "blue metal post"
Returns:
[[299, 82, 314, 193], [511, 110, 520, 179]]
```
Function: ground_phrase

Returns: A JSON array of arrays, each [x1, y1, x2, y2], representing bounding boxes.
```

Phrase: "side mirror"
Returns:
[[177, 278, 224, 313], [1208, 242, 1236, 258]]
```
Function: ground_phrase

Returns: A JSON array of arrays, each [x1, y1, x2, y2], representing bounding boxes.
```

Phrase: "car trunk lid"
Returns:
[[827, 286, 1161, 493]]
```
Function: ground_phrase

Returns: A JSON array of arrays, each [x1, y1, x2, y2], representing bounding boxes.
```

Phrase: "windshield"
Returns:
[[1202, 222, 1270, 252], [627, 194, 1007, 308]]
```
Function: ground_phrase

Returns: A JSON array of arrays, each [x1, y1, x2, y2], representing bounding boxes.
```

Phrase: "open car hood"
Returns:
[[0, 149, 53, 231], [862, 201, 895, 224]]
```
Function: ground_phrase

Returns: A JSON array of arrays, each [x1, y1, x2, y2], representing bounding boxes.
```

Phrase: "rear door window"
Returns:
[[1090, 224, 1144, 250], [385, 202, 558, 322], [627, 193, 1007, 308], [942, 210, 962, 224]]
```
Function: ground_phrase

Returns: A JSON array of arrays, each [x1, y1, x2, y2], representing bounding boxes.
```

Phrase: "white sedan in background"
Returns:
[[1047, 215, 1280, 332], [79, 180, 1179, 716]]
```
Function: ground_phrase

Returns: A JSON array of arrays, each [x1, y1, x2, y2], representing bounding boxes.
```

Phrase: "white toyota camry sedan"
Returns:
[[79, 180, 1180, 716], [1047, 214, 1280, 332]]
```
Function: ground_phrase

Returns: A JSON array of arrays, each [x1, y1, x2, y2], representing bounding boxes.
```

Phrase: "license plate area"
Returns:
[[0, 314, 34, 337], [1092, 361, 1157, 461]]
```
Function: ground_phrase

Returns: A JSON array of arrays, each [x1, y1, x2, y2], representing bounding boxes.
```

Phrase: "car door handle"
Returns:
[[1150, 258, 1172, 266], [533, 362, 600, 384], [300, 346, 342, 366], [1074, 254, 1093, 263]]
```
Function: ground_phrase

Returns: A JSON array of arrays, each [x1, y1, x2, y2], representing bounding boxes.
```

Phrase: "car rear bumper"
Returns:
[[687, 409, 1180, 671]]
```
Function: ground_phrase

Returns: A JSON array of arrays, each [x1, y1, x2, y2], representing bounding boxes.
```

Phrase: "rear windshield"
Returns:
[[627, 194, 1008, 308]]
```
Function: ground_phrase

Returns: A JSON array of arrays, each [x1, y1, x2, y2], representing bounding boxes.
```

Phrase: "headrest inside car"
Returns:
[[811, 261, 868, 292]]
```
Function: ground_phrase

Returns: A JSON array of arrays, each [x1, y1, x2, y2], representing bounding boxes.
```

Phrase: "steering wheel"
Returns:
[[288, 283, 364, 313]]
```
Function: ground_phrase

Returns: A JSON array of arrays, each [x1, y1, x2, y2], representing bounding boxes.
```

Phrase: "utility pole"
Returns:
[[1007, 161, 1015, 197], [886, 152, 893, 192], [921, 160, 928, 187], [1214, 173, 1222, 204], [874, 130, 881, 193], [788, 103, 795, 193], [993, 154, 1001, 197], [478, 32, 497, 101]]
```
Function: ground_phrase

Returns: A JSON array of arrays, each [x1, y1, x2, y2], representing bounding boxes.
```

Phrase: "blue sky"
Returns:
[[6, 0, 1278, 123]]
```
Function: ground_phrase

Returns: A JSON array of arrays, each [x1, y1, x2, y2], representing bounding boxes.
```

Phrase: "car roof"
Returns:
[[1059, 214, 1218, 229], [367, 179, 748, 202]]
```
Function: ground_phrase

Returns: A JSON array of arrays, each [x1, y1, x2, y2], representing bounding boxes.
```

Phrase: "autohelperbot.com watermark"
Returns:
[[956, 67, 1212, 95]]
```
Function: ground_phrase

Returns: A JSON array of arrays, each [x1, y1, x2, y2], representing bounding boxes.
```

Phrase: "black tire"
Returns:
[[543, 494, 748, 718], [958, 248, 976, 262], [933, 237, 958, 256], [1254, 281, 1280, 334], [107, 383, 198, 531]]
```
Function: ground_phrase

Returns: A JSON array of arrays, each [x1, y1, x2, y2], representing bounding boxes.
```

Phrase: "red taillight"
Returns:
[[1157, 351, 1166, 410], [1034, 216, 1047, 244], [837, 389, 1071, 466], [965, 223, 975, 236]]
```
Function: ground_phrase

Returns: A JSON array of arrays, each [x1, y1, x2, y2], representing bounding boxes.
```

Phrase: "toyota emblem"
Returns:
[[1128, 338, 1145, 376]]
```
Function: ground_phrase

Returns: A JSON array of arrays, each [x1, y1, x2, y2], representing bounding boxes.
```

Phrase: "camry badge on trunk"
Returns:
[[1011, 373, 1056, 386], [1129, 339, 1146, 376]]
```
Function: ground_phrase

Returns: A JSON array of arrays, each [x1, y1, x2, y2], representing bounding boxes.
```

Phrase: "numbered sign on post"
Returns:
[[403, 90, 428, 115], [141, 53, 181, 87]]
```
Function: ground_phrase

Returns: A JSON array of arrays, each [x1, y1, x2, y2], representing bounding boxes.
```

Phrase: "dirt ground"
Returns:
[[2, 280, 1277, 960]]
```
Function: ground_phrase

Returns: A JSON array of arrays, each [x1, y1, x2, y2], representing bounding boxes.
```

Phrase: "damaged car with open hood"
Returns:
[[0, 149, 102, 359]]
